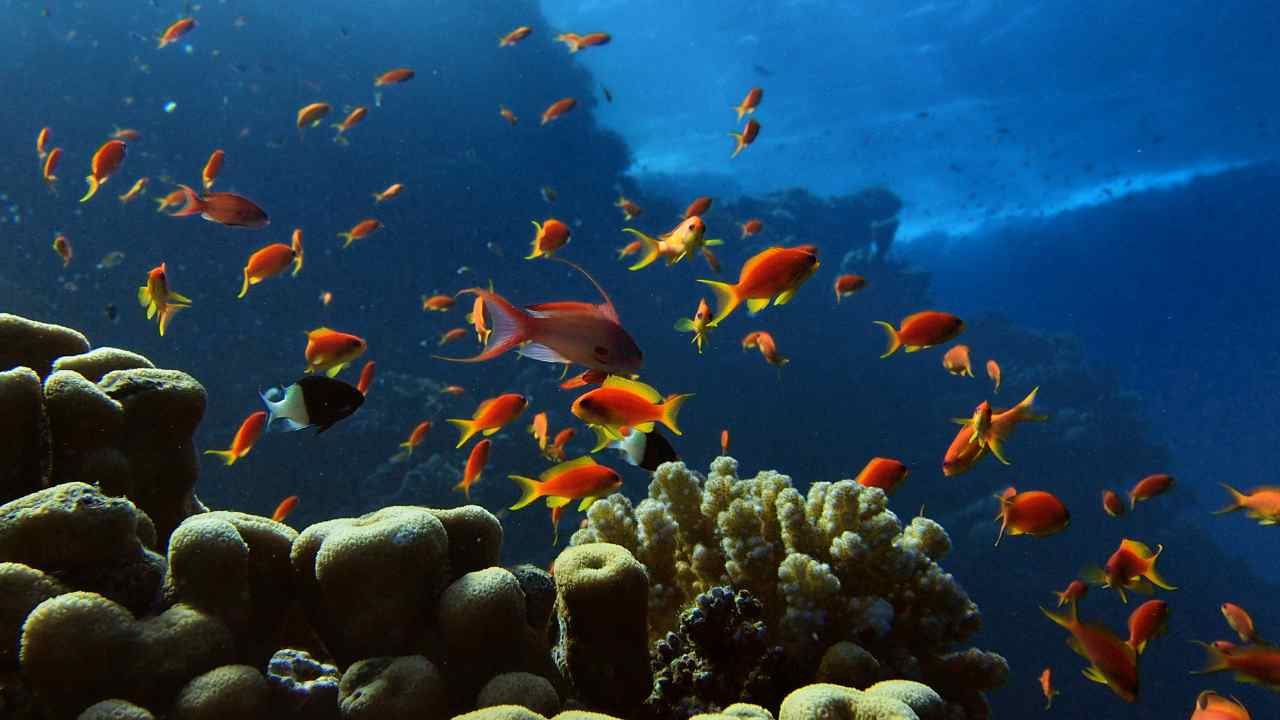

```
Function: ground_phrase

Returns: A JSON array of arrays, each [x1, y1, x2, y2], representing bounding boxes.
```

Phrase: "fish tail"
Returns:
[[397, 440, 414, 454], [874, 321, 902, 358], [433, 288, 530, 363], [78, 175, 100, 203], [447, 419, 477, 449], [372, 192, 384, 203], [1013, 386, 1047, 422], [660, 394, 693, 436], [674, 318, 696, 333], [1144, 547, 1177, 590], [452, 478, 471, 501], [1039, 604, 1075, 630], [169, 184, 204, 217], [622, 228, 661, 270], [157, 303, 187, 337], [202, 449, 238, 466], [1214, 483, 1247, 514], [337, 232, 354, 248], [729, 132, 746, 159], [509, 475, 543, 510], [697, 279, 741, 327], [237, 268, 250, 299], [1191, 641, 1229, 674]]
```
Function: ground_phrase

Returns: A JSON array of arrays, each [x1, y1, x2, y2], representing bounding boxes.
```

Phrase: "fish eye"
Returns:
[[593, 345, 609, 358]]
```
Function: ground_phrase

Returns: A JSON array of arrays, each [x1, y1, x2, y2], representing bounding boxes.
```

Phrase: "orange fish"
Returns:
[[949, 387, 1046, 466], [296, 102, 332, 129], [155, 188, 185, 213], [398, 420, 432, 457], [833, 274, 866, 302], [51, 234, 72, 268], [499, 26, 532, 47], [1102, 490, 1127, 518], [986, 358, 1002, 393], [617, 240, 641, 259], [320, 290, 334, 307], [729, 118, 761, 159], [572, 376, 690, 450], [111, 127, 143, 142], [1194, 641, 1280, 690], [1038, 668, 1058, 710], [1190, 691, 1252, 720], [117, 177, 148, 204], [202, 149, 224, 190], [675, 298, 714, 353], [204, 411, 268, 466], [338, 218, 381, 248], [854, 457, 908, 495], [438, 327, 469, 346], [1221, 603, 1260, 644], [36, 127, 50, 159], [994, 487, 1070, 545], [1128, 473, 1174, 508], [556, 31, 611, 53], [698, 245, 820, 326], [1054, 579, 1088, 607], [742, 330, 788, 368], [1083, 538, 1177, 603], [734, 87, 763, 122], [615, 195, 643, 220], [942, 344, 974, 377], [529, 412, 550, 451], [560, 369, 608, 391], [1041, 601, 1139, 702], [509, 455, 622, 511], [541, 97, 577, 125], [448, 393, 529, 448], [623, 216, 723, 271], [467, 294, 491, 345], [1214, 484, 1280, 525], [456, 438, 491, 500], [332, 106, 368, 142], [875, 311, 964, 357], [684, 196, 712, 219], [545, 427, 576, 462], [739, 218, 763, 238], [79, 139, 127, 202], [238, 242, 298, 299], [271, 495, 299, 523], [422, 294, 456, 312], [441, 385, 466, 396], [941, 424, 984, 477], [303, 327, 367, 377], [171, 184, 270, 228], [527, 218, 571, 259], [374, 68, 415, 86], [158, 17, 196, 48], [372, 183, 404, 204], [1126, 599, 1168, 654], [720, 429, 730, 455], [499, 106, 518, 125], [550, 504, 566, 544], [137, 262, 191, 336], [289, 229, 304, 276], [356, 360, 376, 396], [42, 147, 62, 189]]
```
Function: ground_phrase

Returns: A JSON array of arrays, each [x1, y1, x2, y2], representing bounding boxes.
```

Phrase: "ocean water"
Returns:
[[1, 0, 1278, 717]]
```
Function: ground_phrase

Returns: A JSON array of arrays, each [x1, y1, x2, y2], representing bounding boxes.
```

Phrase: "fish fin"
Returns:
[[137, 286, 152, 308], [987, 436, 1011, 465], [705, 238, 724, 247], [674, 318, 696, 332], [546, 495, 572, 508], [730, 132, 745, 158], [325, 362, 348, 378], [602, 375, 663, 403], [481, 426, 501, 436], [622, 228, 662, 270], [168, 184, 204, 217], [1081, 666, 1108, 685], [508, 475, 543, 510], [1119, 539, 1155, 559], [1214, 483, 1247, 514], [697, 279, 741, 327], [157, 304, 186, 337], [516, 342, 571, 364], [238, 269, 250, 299], [541, 455, 599, 481], [448, 418, 477, 449], [526, 220, 544, 259], [434, 288, 531, 363], [390, 450, 410, 463], [590, 425, 613, 453], [660, 393, 693, 436], [774, 288, 797, 306], [1191, 641, 1229, 674], [1144, 555, 1177, 591], [452, 479, 471, 501], [578, 496, 598, 511], [78, 175, 100, 203], [1080, 565, 1108, 586], [746, 297, 770, 314], [203, 449, 237, 466], [1039, 604, 1075, 631], [950, 417, 973, 426], [1132, 639, 1148, 656], [546, 257, 621, 322], [874, 321, 902, 358], [168, 292, 192, 304]]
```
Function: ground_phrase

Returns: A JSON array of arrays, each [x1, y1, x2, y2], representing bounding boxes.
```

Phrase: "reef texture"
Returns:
[[571, 457, 1006, 717]]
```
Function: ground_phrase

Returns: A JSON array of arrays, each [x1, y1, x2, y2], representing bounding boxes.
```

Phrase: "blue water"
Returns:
[[2, 1, 1277, 717]]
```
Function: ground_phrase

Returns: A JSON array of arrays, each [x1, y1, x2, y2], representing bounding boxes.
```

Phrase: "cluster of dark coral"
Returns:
[[647, 587, 785, 719]]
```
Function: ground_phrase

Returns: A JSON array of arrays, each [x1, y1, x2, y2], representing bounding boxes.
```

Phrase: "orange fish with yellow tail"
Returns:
[[456, 439, 491, 500], [622, 216, 722, 272], [527, 219, 571, 259], [698, 245, 819, 327], [571, 376, 691, 450], [508, 455, 622, 511], [137, 262, 191, 336], [993, 487, 1069, 545], [303, 328, 367, 377], [875, 311, 964, 357], [729, 118, 760, 159], [202, 149, 224, 190], [447, 393, 528, 448], [1040, 600, 1139, 702], [949, 387, 1046, 466], [1082, 538, 1177, 603], [238, 235, 302, 299], [674, 298, 713, 353], [204, 411, 267, 466], [1214, 484, 1280, 525], [942, 344, 974, 377], [158, 17, 196, 48], [80, 139, 127, 203], [338, 218, 381, 248], [734, 87, 763, 122]]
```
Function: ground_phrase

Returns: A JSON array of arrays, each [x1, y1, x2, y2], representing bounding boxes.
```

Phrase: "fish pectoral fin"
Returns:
[[168, 291, 192, 304], [325, 363, 348, 378], [482, 426, 501, 436], [634, 421, 656, 433], [674, 318, 695, 332], [146, 302, 158, 320], [987, 438, 1011, 465], [1066, 637, 1088, 660], [515, 342, 571, 364], [578, 496, 598, 511], [590, 426, 613, 453], [137, 287, 152, 308], [774, 288, 797, 306], [746, 298, 770, 314], [1081, 666, 1108, 685], [546, 495, 572, 508]]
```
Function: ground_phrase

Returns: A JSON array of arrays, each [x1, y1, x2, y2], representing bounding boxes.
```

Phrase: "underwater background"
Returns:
[[2, 0, 1278, 717]]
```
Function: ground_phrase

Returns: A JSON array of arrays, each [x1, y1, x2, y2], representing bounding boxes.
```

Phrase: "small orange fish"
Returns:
[[720, 429, 730, 455], [1084, 538, 1177, 603], [854, 457, 908, 495], [1102, 489, 1127, 518], [111, 127, 143, 142], [1040, 601, 1139, 702], [441, 385, 466, 396], [79, 139, 127, 203], [499, 26, 532, 47], [541, 97, 577, 125], [545, 427, 576, 462], [615, 195, 643, 220], [742, 330, 788, 368], [942, 344, 974, 377], [729, 118, 760, 159], [296, 102, 332, 129], [271, 495, 299, 523], [338, 218, 381, 248], [356, 360, 376, 396], [1220, 603, 1259, 643], [456, 438, 491, 500], [833, 274, 866, 302], [1194, 641, 1280, 690], [374, 68, 415, 86], [204, 411, 268, 466], [202, 149, 224, 190], [320, 290, 334, 307], [238, 242, 298, 299], [158, 17, 196, 48], [1054, 579, 1088, 607], [289, 229, 304, 276], [509, 455, 622, 511], [1190, 691, 1251, 720], [624, 216, 722, 271], [529, 411, 550, 451], [398, 420, 432, 456], [994, 487, 1070, 545], [448, 393, 529, 448], [155, 188, 185, 213], [1128, 473, 1174, 507], [698, 245, 820, 326], [332, 106, 368, 141], [684, 196, 713, 219], [372, 183, 404, 204], [986, 358, 1002, 393], [303, 327, 367, 377], [1038, 668, 1058, 710], [51, 234, 72, 268], [560, 369, 609, 391], [556, 31, 611, 53], [572, 376, 690, 450], [1126, 599, 1168, 654], [137, 262, 191, 336], [734, 87, 763, 122], [42, 147, 62, 189], [1214, 484, 1280, 525], [527, 218, 571, 259], [550, 504, 566, 544], [117, 177, 148, 204], [36, 127, 50, 159], [171, 184, 270, 228], [422, 294, 456, 312], [466, 293, 491, 345], [949, 387, 1045, 466], [438, 327, 469, 346], [675, 298, 713, 353], [739, 218, 763, 238], [499, 106, 518, 125], [875, 311, 964, 357]]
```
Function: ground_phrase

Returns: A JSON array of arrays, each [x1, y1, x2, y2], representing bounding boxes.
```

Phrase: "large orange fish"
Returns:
[[1083, 538, 1176, 603], [623, 216, 723, 271], [456, 439, 491, 500], [499, 26, 532, 47], [698, 245, 820, 326], [1190, 691, 1251, 720], [204, 411, 268, 466], [1214, 484, 1280, 525], [1041, 601, 1139, 702], [572, 376, 690, 450], [158, 17, 196, 48], [729, 118, 760, 159], [171, 184, 269, 228], [437, 260, 643, 375], [297, 102, 332, 129], [674, 298, 713, 353], [238, 235, 301, 299], [202, 149, 224, 190], [875, 311, 964, 357], [527, 218, 571, 259], [338, 218, 381, 248], [303, 327, 367, 377], [137, 262, 191, 336], [949, 387, 1046, 465], [1128, 473, 1174, 507], [735, 87, 763, 122], [854, 457, 908, 495], [942, 344, 974, 377], [374, 68, 415, 86], [447, 393, 529, 448], [509, 455, 622, 511], [1194, 642, 1280, 690], [1038, 668, 1058, 710], [1126, 599, 1168, 654], [1220, 602, 1260, 643], [993, 487, 1069, 545], [79, 139, 127, 202], [541, 97, 577, 125]]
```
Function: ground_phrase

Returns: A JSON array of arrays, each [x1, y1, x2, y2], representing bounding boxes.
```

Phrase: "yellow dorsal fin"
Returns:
[[602, 375, 662, 403], [308, 326, 334, 337], [540, 454, 598, 481], [1120, 538, 1154, 558]]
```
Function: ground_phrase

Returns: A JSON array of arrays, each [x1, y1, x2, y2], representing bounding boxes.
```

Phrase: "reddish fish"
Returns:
[[374, 68, 415, 86], [303, 328, 367, 377], [950, 387, 1046, 466], [297, 102, 332, 128], [1041, 601, 1139, 702], [720, 429, 730, 455], [509, 455, 622, 511], [742, 330, 788, 368], [1126, 599, 1169, 654], [1039, 668, 1058, 710], [1128, 473, 1174, 507], [854, 457, 908, 495], [238, 242, 298, 299], [698, 245, 821, 326], [499, 26, 532, 47], [51, 234, 72, 268], [117, 177, 148, 204], [875, 311, 964, 357], [373, 183, 404, 204], [616, 195, 643, 220], [171, 184, 269, 228], [438, 327, 468, 346], [398, 420, 432, 457], [1221, 603, 1260, 644], [560, 369, 608, 390], [572, 376, 690, 449], [739, 218, 763, 238], [271, 495, 299, 523], [541, 97, 577, 125], [158, 17, 196, 48], [338, 218, 381, 248], [137, 262, 191, 336], [527, 218, 571, 259], [1102, 490, 1127, 518], [1084, 538, 1177, 603], [155, 188, 185, 213], [1054, 580, 1088, 607], [684, 196, 712, 219], [447, 393, 529, 447], [202, 149, 224, 190], [456, 439, 491, 500], [834, 274, 867, 302], [467, 294, 491, 345], [1190, 691, 1251, 720], [942, 344, 974, 377], [986, 358, 1002, 393], [332, 106, 368, 142], [36, 127, 51, 159], [1195, 642, 1280, 690], [556, 32, 611, 53], [994, 487, 1070, 545], [529, 412, 550, 451], [735, 87, 763, 122], [544, 427, 576, 462], [1215, 484, 1280, 525], [356, 361, 376, 396], [79, 139, 127, 202], [204, 411, 267, 466], [729, 118, 760, 159], [422, 294, 456, 312], [42, 147, 62, 189]]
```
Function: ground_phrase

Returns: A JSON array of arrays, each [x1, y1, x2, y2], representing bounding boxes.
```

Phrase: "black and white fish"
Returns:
[[607, 427, 679, 472], [260, 376, 364, 434]]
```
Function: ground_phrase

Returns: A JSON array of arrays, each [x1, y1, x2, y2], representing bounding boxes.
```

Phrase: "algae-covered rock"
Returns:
[[266, 648, 340, 720], [171, 665, 270, 720], [690, 705, 775, 720], [477, 672, 560, 717], [779, 684, 920, 720], [453, 706, 547, 720], [437, 567, 528, 705], [429, 505, 503, 580], [77, 700, 156, 720], [815, 642, 880, 689], [0, 367, 49, 503], [52, 348, 154, 384], [338, 655, 447, 720], [509, 563, 556, 631], [0, 563, 67, 669], [0, 314, 89, 379], [864, 681, 943, 720]]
